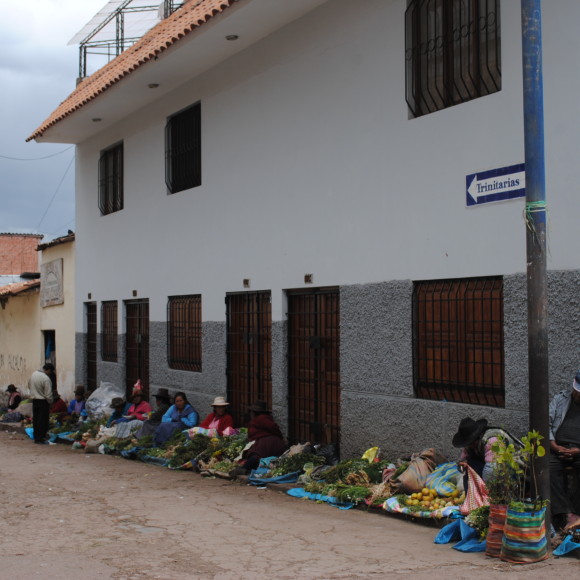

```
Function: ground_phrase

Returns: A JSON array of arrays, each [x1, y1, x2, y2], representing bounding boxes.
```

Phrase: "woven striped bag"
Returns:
[[500, 505, 548, 563], [485, 504, 508, 558]]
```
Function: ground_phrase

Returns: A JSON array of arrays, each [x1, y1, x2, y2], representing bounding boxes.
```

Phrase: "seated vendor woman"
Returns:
[[115, 389, 152, 423], [154, 392, 198, 446], [4, 385, 22, 411], [135, 388, 172, 438], [107, 397, 131, 427], [67, 385, 86, 421], [196, 396, 234, 436], [231, 400, 287, 476], [452, 417, 518, 482], [49, 392, 68, 423]]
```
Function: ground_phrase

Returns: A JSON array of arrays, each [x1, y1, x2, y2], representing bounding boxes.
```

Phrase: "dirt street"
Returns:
[[0, 429, 577, 580]]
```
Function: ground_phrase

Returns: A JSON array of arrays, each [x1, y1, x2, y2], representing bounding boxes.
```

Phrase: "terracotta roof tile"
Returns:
[[0, 279, 40, 298], [27, 0, 238, 142], [37, 232, 75, 251]]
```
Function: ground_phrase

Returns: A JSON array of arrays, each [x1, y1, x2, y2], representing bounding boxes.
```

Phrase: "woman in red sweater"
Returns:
[[198, 396, 235, 435]]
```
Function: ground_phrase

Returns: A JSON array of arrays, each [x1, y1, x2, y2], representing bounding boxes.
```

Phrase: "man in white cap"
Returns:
[[549, 370, 580, 529]]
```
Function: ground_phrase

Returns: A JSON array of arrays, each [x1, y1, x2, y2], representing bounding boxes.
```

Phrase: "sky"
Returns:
[[0, 0, 109, 242]]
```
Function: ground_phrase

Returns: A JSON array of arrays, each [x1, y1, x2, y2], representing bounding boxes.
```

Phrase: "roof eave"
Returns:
[[28, 0, 329, 144]]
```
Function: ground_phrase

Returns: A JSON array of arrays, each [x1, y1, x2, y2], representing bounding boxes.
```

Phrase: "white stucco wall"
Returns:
[[0, 292, 40, 391], [40, 242, 76, 398], [74, 0, 579, 324]]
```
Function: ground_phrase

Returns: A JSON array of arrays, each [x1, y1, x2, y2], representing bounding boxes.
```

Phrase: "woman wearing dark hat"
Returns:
[[134, 388, 172, 438], [231, 400, 287, 476], [452, 417, 519, 482], [107, 397, 131, 427]]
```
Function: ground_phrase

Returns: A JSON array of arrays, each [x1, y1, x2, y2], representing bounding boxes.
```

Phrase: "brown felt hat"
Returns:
[[248, 400, 270, 414], [153, 388, 170, 400], [110, 397, 125, 409]]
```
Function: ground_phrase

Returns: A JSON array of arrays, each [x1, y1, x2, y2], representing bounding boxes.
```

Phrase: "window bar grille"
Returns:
[[405, 0, 501, 118], [167, 295, 202, 372], [165, 102, 201, 194], [101, 301, 118, 362], [86, 303, 98, 392], [413, 277, 504, 407]]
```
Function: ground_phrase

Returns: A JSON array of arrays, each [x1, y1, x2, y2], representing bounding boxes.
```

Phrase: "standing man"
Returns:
[[28, 363, 54, 444], [549, 370, 580, 530]]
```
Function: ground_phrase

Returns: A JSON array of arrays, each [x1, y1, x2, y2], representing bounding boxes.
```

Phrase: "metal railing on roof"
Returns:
[[76, 1, 183, 79]]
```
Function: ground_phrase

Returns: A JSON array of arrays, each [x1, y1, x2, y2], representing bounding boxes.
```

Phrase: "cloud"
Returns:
[[0, 0, 103, 239]]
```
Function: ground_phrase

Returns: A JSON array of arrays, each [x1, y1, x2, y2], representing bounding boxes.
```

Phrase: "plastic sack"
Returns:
[[393, 448, 447, 494], [85, 381, 125, 420], [434, 519, 486, 552], [362, 446, 379, 463], [425, 462, 464, 497]]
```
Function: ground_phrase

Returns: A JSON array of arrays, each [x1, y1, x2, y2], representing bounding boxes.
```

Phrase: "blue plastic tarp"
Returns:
[[248, 469, 301, 486], [434, 519, 486, 552], [286, 487, 355, 510]]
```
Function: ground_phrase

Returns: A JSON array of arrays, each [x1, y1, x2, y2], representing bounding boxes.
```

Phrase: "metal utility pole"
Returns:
[[521, 0, 550, 509]]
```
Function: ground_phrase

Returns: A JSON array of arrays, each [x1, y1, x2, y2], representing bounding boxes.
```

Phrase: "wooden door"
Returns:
[[85, 302, 97, 392], [125, 300, 150, 400], [287, 288, 340, 450], [226, 292, 272, 426]]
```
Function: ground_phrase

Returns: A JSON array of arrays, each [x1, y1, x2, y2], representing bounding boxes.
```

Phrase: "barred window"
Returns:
[[413, 277, 504, 406], [167, 295, 202, 371], [101, 301, 118, 362], [98, 142, 124, 215], [165, 102, 201, 194], [405, 0, 501, 118]]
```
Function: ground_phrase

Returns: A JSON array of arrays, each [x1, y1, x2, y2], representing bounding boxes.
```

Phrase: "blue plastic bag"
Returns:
[[554, 534, 580, 556]]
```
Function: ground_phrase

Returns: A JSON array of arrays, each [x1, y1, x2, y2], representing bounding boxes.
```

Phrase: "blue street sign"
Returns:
[[466, 163, 526, 206]]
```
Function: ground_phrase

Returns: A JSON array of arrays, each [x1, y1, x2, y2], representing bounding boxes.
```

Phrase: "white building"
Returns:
[[29, 0, 580, 457]]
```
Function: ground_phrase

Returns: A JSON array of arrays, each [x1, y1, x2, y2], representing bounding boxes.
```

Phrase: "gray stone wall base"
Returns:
[[74, 270, 580, 459]]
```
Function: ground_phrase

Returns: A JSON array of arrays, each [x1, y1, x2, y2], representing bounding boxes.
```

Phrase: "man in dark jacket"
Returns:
[[549, 370, 580, 529]]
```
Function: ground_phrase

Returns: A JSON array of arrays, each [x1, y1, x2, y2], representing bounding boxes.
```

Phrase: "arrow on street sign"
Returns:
[[466, 163, 526, 206]]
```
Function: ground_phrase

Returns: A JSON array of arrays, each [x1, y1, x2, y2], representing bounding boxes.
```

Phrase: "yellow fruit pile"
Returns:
[[404, 487, 466, 510]]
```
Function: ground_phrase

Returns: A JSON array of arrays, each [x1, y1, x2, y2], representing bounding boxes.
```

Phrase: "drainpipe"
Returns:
[[521, 0, 550, 516]]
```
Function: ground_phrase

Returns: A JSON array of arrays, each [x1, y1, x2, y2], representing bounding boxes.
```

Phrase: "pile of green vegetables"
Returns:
[[264, 452, 326, 477], [195, 430, 248, 464]]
